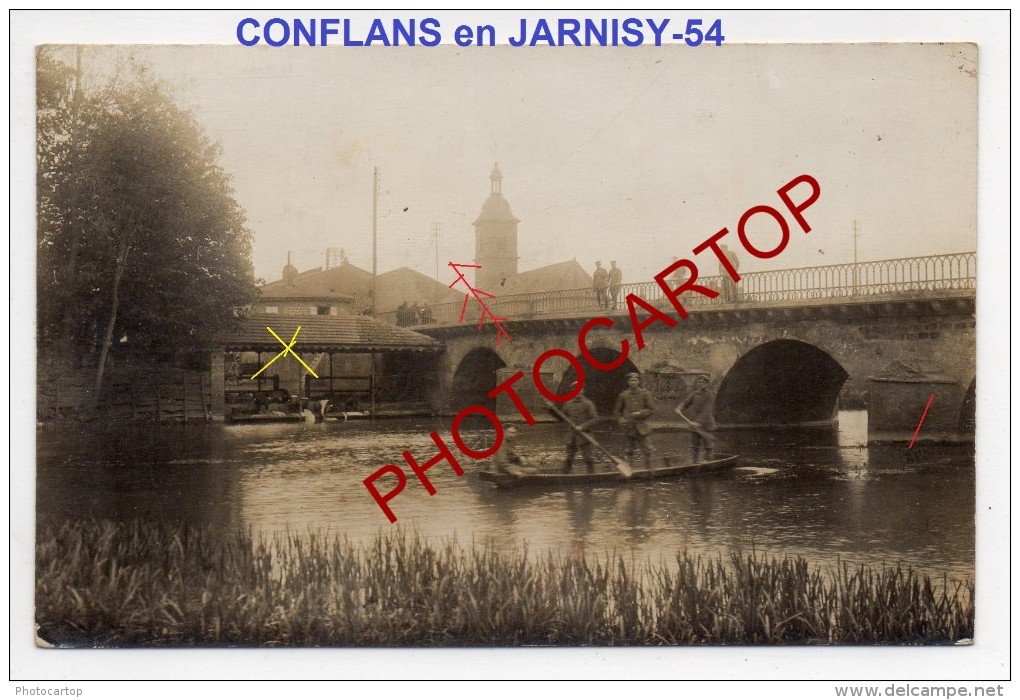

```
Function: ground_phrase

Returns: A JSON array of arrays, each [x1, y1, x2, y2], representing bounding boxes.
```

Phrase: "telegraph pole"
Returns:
[[371, 167, 378, 421], [372, 167, 378, 316], [432, 222, 441, 301]]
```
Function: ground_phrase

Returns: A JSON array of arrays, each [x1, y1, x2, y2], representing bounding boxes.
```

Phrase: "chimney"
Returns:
[[282, 251, 298, 284]]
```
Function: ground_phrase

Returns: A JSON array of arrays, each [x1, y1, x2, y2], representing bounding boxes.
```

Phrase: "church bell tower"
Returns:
[[473, 163, 519, 291]]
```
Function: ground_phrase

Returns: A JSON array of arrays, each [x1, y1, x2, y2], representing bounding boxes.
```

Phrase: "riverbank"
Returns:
[[36, 519, 973, 647]]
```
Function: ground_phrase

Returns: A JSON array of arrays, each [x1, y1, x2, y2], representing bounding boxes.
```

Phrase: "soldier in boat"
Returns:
[[493, 425, 537, 477], [553, 383, 599, 474], [614, 372, 655, 469], [676, 374, 718, 463]]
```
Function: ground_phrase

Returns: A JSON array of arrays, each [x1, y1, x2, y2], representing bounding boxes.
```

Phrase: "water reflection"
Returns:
[[565, 489, 595, 542], [36, 411, 974, 582]]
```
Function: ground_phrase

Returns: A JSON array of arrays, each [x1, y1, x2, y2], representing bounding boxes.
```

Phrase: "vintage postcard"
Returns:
[[15, 10, 1009, 684]]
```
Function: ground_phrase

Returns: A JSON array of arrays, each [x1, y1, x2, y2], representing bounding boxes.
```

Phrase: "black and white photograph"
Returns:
[[13, 9, 1010, 685]]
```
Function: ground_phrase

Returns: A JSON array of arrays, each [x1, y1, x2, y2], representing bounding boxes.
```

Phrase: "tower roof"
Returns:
[[474, 163, 519, 224], [474, 193, 519, 224]]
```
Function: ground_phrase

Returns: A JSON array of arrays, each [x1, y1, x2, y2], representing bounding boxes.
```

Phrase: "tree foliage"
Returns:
[[37, 47, 257, 368]]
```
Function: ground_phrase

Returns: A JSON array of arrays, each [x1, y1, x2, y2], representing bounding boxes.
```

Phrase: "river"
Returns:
[[36, 410, 974, 583]]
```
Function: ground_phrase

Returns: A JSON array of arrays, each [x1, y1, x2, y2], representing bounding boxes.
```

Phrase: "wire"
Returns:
[[413, 230, 436, 273]]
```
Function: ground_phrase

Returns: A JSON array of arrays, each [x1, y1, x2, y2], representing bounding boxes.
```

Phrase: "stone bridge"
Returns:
[[417, 253, 976, 443]]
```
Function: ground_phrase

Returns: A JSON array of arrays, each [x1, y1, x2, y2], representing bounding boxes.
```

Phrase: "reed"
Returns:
[[35, 519, 973, 647]]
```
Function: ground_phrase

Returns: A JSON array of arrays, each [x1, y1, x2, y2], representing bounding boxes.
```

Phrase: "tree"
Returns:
[[37, 48, 257, 403]]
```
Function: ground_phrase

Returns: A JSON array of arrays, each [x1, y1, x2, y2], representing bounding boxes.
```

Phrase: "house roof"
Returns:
[[376, 267, 465, 308], [259, 261, 459, 313], [222, 313, 442, 353], [502, 259, 593, 295], [312, 262, 375, 300], [259, 266, 358, 302]]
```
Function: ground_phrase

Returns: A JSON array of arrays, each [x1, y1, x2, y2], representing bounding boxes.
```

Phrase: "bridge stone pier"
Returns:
[[422, 291, 975, 444]]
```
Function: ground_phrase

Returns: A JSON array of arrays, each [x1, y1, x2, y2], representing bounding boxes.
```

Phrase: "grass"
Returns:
[[35, 519, 973, 647]]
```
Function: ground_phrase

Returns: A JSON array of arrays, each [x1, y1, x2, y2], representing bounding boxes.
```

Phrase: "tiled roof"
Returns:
[[222, 313, 441, 352], [259, 262, 459, 313], [375, 267, 465, 310], [259, 264, 363, 302], [502, 259, 592, 295]]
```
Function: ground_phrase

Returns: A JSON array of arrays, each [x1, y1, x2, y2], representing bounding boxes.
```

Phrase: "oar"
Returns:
[[674, 409, 718, 447], [546, 400, 634, 478]]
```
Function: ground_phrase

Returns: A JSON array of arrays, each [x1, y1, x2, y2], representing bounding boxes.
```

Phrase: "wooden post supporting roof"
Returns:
[[210, 349, 226, 421]]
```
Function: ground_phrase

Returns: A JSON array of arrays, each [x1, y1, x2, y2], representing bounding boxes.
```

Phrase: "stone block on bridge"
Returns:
[[867, 361, 967, 443]]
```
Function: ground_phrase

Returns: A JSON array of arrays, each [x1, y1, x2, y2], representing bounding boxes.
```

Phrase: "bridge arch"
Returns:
[[554, 347, 639, 415], [450, 347, 506, 414], [716, 339, 849, 427]]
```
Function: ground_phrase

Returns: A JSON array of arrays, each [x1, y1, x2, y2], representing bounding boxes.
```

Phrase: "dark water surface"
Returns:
[[36, 411, 974, 582]]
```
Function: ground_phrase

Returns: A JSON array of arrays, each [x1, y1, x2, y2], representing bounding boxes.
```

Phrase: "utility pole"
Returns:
[[372, 167, 378, 316], [371, 168, 379, 421], [432, 222, 441, 301]]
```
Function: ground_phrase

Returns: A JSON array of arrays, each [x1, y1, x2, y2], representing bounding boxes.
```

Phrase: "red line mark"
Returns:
[[908, 393, 935, 448], [448, 261, 512, 345]]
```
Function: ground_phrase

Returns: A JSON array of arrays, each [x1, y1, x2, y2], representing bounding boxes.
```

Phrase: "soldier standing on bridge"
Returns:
[[614, 372, 655, 469], [593, 261, 610, 310], [609, 261, 623, 310], [719, 243, 740, 302], [668, 257, 690, 288]]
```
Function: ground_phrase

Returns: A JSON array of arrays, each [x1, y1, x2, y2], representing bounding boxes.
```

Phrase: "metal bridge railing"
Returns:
[[385, 252, 975, 328]]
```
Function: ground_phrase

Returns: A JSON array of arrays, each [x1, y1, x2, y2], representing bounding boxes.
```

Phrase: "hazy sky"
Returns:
[[58, 41, 976, 286]]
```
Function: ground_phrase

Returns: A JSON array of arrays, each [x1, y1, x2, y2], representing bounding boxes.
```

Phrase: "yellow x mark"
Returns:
[[250, 326, 319, 379]]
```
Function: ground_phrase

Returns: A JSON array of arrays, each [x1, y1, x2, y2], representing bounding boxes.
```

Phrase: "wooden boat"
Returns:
[[228, 408, 375, 424], [478, 454, 738, 489], [226, 412, 311, 424]]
